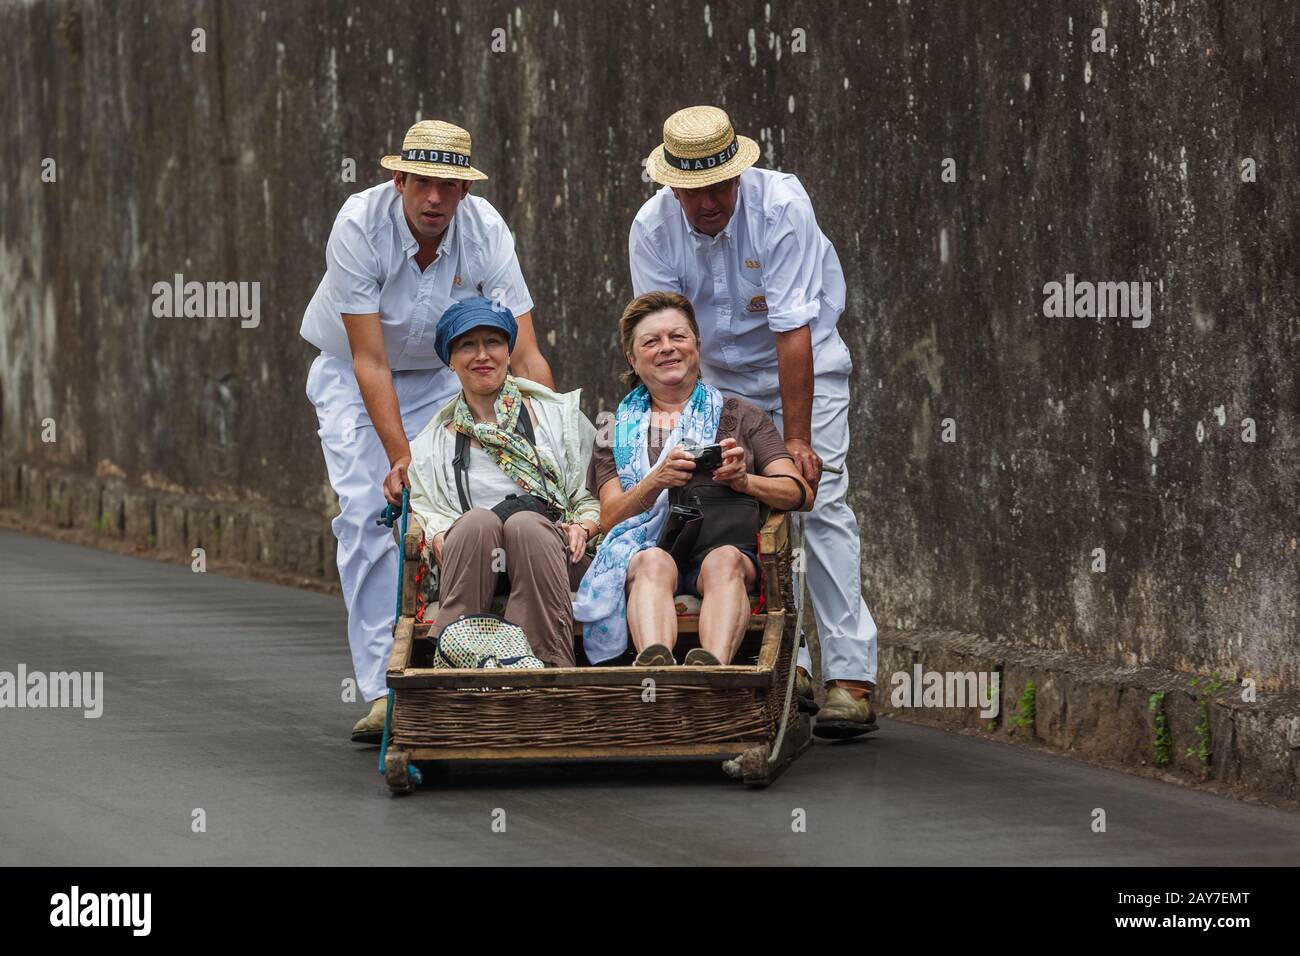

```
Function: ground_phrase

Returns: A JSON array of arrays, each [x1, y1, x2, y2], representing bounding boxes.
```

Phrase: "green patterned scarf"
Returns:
[[451, 376, 570, 518]]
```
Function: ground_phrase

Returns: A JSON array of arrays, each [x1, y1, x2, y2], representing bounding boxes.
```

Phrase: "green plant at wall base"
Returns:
[[1148, 691, 1172, 766], [94, 514, 111, 535], [1009, 680, 1036, 729], [1185, 673, 1224, 776]]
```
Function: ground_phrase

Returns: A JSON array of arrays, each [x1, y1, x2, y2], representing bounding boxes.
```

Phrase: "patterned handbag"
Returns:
[[431, 613, 546, 669]]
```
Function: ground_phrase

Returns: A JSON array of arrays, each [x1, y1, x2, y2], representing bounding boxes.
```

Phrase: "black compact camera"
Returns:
[[691, 443, 725, 473]]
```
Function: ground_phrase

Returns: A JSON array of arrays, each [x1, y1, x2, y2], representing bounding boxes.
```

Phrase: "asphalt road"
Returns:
[[2, 528, 1298, 866]]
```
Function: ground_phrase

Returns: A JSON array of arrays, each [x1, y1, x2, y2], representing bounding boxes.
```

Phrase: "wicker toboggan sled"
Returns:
[[377, 494, 813, 794]]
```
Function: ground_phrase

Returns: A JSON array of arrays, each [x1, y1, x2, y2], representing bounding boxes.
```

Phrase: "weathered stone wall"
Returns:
[[2, 1, 1297, 688]]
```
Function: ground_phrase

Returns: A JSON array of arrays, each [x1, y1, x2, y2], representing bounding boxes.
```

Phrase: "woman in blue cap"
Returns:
[[407, 297, 602, 667]]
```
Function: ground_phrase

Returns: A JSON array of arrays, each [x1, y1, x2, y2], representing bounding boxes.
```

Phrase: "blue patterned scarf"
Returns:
[[573, 379, 724, 663]]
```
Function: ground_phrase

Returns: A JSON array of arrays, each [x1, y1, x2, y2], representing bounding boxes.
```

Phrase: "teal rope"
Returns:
[[378, 689, 395, 774], [394, 486, 410, 623], [379, 488, 410, 776]]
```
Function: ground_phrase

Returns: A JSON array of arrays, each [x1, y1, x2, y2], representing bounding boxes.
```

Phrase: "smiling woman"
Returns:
[[575, 292, 813, 668], [406, 297, 602, 668]]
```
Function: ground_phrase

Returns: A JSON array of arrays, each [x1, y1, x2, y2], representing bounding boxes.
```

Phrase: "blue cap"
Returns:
[[434, 296, 518, 366]]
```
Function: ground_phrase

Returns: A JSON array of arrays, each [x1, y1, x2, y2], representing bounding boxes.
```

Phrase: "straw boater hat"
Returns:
[[380, 120, 488, 181], [644, 105, 760, 188]]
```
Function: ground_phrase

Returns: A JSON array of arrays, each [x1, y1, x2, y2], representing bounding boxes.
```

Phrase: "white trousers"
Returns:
[[710, 364, 878, 684], [306, 353, 459, 701]]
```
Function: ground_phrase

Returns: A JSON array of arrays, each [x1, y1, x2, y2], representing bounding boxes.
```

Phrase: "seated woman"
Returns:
[[575, 291, 813, 667], [407, 297, 601, 668]]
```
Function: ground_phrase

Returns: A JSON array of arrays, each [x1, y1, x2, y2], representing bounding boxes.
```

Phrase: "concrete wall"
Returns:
[[2, 0, 1297, 687]]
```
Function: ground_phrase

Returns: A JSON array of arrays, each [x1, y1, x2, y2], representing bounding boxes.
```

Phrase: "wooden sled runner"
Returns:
[[380, 505, 812, 795]]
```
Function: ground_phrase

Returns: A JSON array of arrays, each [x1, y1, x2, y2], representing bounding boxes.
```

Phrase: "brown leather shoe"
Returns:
[[794, 667, 820, 714], [350, 697, 388, 744], [813, 687, 878, 739]]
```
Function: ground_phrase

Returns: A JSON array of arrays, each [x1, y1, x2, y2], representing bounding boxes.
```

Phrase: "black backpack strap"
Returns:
[[515, 404, 537, 443], [513, 403, 558, 509], [452, 430, 471, 513]]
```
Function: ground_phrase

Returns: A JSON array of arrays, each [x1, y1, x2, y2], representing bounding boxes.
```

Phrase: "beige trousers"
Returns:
[[436, 508, 588, 667]]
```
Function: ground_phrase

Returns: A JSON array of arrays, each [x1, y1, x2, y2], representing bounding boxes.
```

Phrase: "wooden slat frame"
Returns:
[[402, 743, 766, 761], [758, 510, 789, 612], [399, 522, 423, 618], [387, 615, 415, 676]]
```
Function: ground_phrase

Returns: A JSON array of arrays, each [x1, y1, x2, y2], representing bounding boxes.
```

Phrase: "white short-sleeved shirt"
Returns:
[[300, 181, 534, 371], [628, 167, 851, 394]]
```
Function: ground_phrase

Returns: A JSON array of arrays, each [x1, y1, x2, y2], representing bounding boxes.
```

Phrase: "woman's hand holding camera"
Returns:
[[643, 440, 749, 499], [710, 437, 750, 494], [648, 447, 697, 491]]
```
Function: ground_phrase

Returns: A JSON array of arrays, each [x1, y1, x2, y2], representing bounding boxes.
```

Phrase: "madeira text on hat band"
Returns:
[[402, 148, 472, 167], [662, 136, 739, 172]]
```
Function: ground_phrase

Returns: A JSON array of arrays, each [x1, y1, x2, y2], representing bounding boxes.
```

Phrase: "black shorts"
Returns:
[[676, 544, 761, 599]]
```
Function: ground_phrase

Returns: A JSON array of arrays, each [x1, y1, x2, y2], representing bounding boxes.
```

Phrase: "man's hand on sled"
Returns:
[[712, 438, 750, 492], [785, 438, 822, 492], [383, 456, 412, 506]]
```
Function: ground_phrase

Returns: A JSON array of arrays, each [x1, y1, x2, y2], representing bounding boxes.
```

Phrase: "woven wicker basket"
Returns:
[[381, 511, 809, 791]]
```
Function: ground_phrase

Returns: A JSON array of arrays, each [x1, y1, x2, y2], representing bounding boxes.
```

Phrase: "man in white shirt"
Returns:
[[630, 106, 878, 737], [302, 120, 555, 741]]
